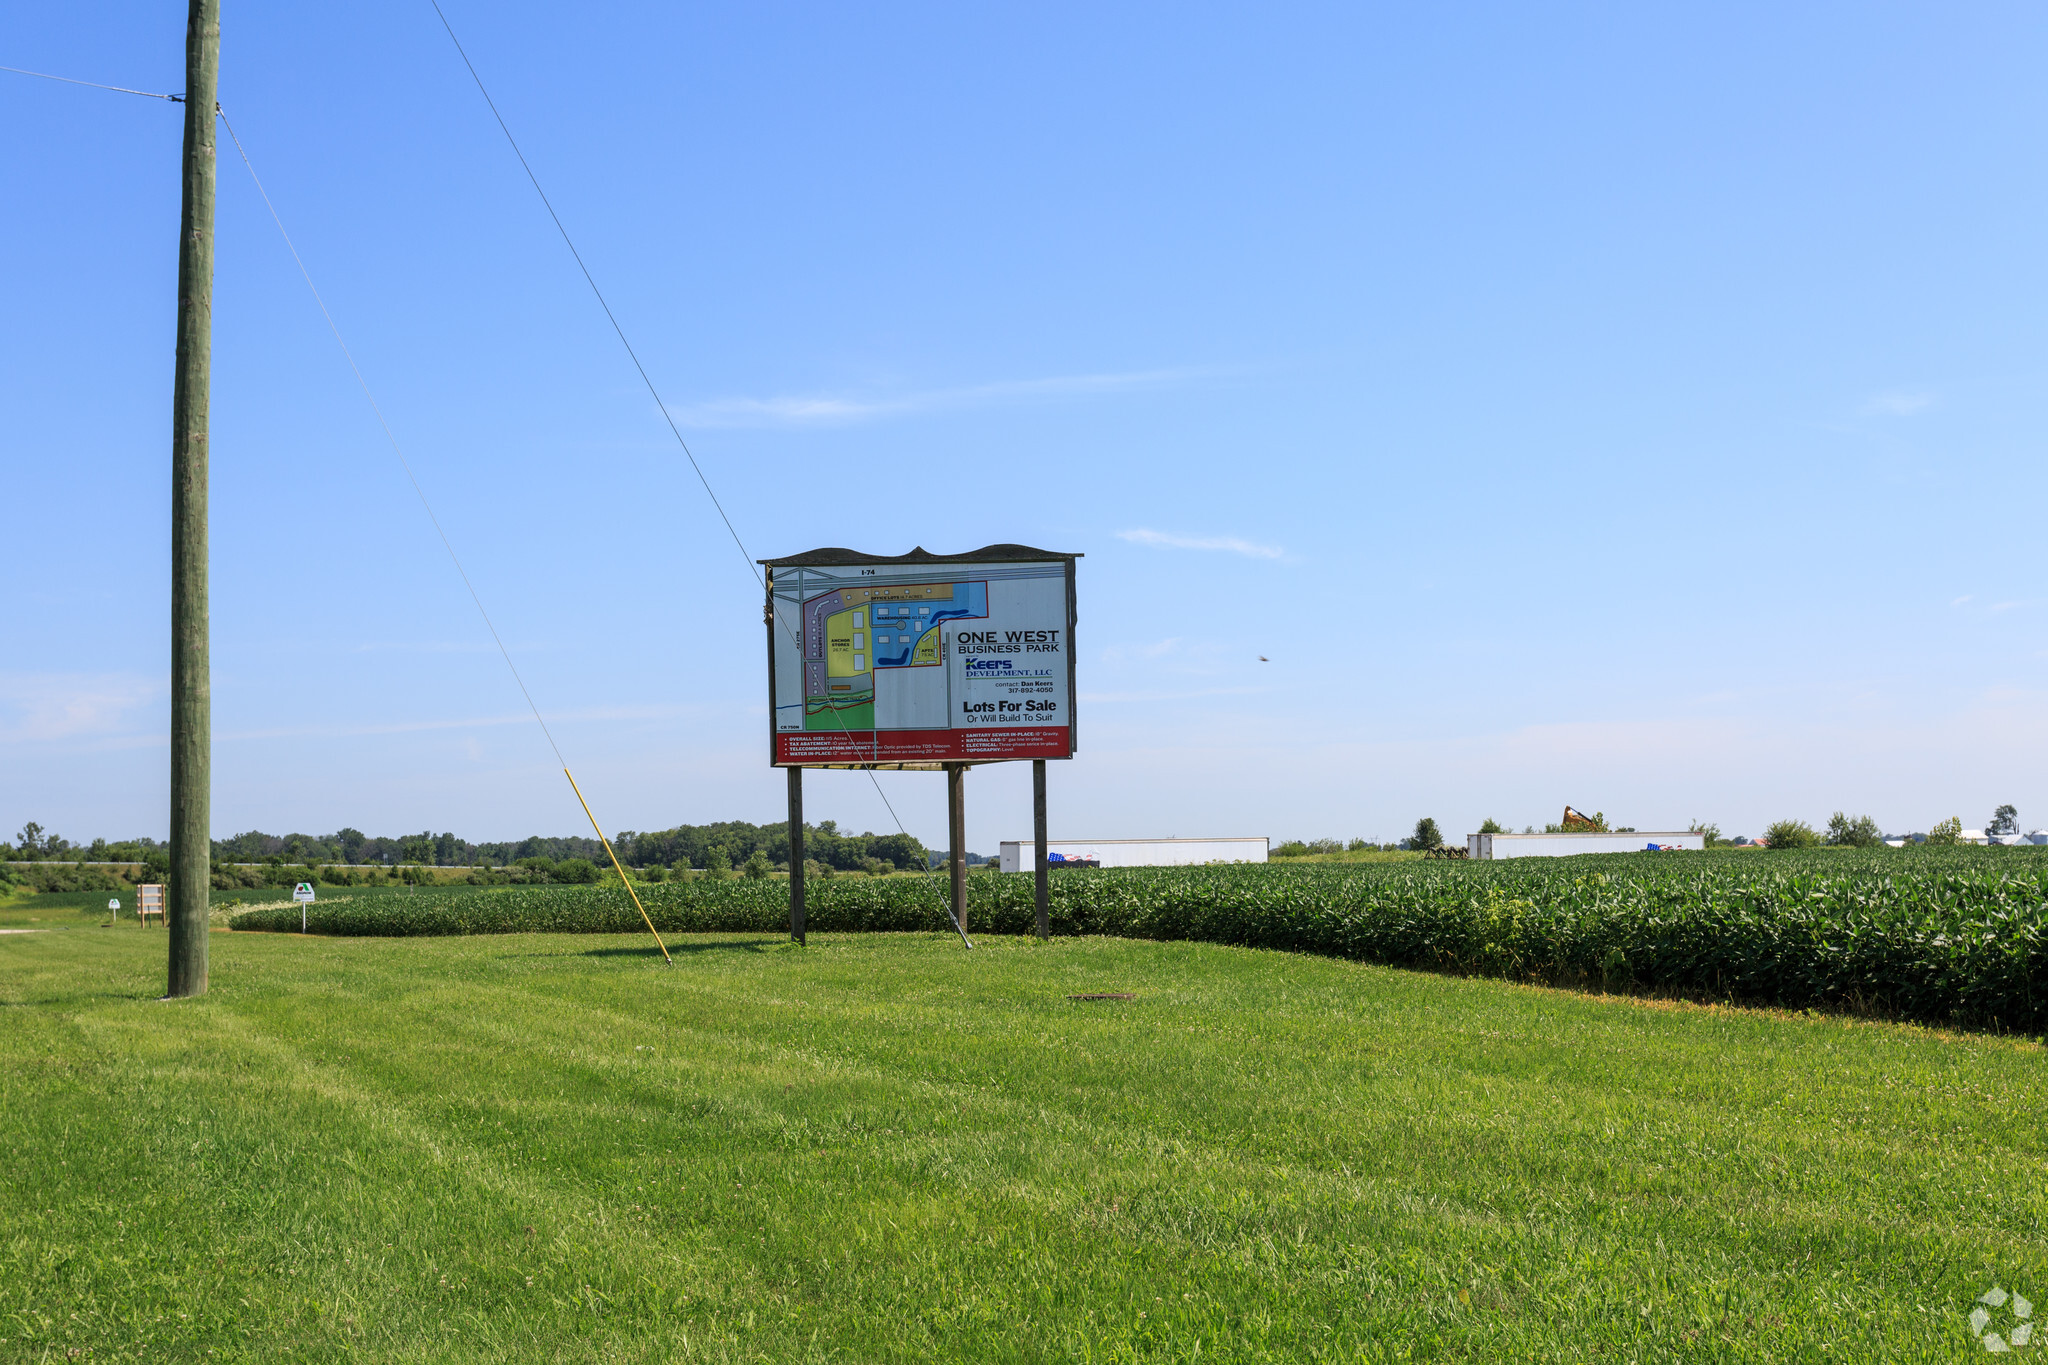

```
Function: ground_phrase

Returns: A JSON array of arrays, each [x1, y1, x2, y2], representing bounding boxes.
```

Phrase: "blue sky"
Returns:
[[6, 1, 2046, 852]]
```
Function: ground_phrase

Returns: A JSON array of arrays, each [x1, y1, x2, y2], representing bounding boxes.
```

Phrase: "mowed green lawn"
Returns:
[[2, 924, 2042, 1363]]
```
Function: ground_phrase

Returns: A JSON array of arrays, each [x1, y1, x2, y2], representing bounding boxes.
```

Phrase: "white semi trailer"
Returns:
[[998, 836, 1269, 873], [1467, 831, 1707, 859]]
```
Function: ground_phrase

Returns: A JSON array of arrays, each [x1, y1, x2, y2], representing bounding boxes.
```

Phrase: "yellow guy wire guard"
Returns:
[[564, 768, 672, 966]]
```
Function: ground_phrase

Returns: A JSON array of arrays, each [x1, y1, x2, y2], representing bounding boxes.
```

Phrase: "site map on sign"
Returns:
[[766, 557, 1073, 766]]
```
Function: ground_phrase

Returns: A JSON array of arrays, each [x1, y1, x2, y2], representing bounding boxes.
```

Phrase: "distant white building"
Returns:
[[998, 837, 1267, 873], [1467, 831, 1706, 860], [1960, 829, 1990, 845]]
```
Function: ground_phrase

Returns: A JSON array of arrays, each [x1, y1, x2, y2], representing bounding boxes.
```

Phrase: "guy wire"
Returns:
[[218, 110, 564, 770], [425, 0, 756, 588], [428, 3, 975, 944], [7, 56, 942, 949], [221, 108, 673, 962], [1, 64, 183, 102]]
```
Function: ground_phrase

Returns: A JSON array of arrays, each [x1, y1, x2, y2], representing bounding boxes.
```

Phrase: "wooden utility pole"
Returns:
[[946, 763, 967, 937], [786, 766, 805, 945], [168, 0, 220, 998], [1032, 758, 1049, 940]]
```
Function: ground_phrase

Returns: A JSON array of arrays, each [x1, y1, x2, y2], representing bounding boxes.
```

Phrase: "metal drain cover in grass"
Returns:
[[1068, 992, 1135, 1000]]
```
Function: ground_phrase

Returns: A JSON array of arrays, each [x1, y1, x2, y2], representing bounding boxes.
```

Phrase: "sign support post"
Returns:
[[787, 766, 806, 945], [947, 762, 967, 937], [1033, 758, 1049, 940], [759, 546, 1080, 950]]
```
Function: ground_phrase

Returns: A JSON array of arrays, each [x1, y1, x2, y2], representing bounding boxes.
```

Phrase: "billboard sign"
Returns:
[[763, 545, 1078, 766]]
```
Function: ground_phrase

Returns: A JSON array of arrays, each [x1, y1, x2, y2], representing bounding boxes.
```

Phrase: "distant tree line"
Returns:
[[7, 818, 928, 877], [8, 823, 171, 867], [1270, 837, 1404, 857], [202, 827, 584, 868], [609, 820, 926, 875]]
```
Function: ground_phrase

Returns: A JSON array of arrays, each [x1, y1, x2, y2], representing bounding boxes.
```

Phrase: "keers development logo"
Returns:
[[1970, 1287, 2034, 1353], [964, 660, 1056, 678]]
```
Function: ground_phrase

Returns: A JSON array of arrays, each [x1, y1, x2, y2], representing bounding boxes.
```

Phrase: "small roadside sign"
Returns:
[[108, 898, 121, 916], [294, 882, 315, 933]]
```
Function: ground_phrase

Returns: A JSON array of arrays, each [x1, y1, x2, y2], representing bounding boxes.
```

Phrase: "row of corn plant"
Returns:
[[232, 847, 2048, 1030]]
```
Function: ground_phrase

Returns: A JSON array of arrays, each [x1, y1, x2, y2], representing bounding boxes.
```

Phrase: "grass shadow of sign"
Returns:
[[546, 939, 788, 960], [3, 989, 172, 1007]]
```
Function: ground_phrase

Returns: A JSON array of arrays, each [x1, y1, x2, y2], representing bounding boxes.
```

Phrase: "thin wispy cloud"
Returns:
[[1098, 638, 1185, 664], [1117, 528, 1283, 560], [0, 672, 162, 743], [1951, 594, 2028, 615], [1079, 686, 1271, 704], [217, 703, 699, 744], [665, 367, 1201, 429], [352, 640, 511, 655], [1866, 389, 1936, 416], [1097, 636, 1259, 680]]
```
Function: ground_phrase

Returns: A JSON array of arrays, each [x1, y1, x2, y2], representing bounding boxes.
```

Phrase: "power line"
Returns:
[[424, 0, 760, 589], [1, 64, 183, 102]]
